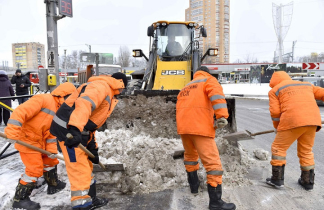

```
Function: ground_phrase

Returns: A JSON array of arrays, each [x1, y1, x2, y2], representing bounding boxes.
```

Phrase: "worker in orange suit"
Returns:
[[5, 82, 76, 210], [266, 71, 324, 191], [50, 73, 127, 210], [176, 66, 236, 210]]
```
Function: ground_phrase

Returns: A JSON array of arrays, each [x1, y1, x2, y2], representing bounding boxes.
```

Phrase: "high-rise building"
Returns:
[[186, 0, 230, 63], [12, 42, 45, 70]]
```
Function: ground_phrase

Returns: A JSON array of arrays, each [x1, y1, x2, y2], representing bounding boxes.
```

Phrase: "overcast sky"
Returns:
[[0, 0, 323, 67]]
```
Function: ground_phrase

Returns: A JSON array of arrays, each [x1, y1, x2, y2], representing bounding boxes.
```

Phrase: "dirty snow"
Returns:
[[253, 148, 269, 161]]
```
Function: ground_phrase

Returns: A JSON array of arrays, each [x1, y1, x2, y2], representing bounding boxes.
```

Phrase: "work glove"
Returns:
[[48, 154, 57, 159], [89, 155, 99, 164], [88, 149, 99, 164], [216, 117, 228, 129], [64, 125, 82, 148], [87, 136, 99, 164]]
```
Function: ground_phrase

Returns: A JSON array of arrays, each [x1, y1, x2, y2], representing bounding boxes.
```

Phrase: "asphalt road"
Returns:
[[232, 98, 324, 210]]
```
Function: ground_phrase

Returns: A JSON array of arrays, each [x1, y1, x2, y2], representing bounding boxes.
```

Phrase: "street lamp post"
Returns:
[[85, 44, 91, 53]]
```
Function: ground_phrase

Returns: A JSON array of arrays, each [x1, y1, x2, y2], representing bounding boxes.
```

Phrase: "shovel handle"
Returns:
[[0, 132, 64, 160], [251, 130, 275, 136], [252, 121, 324, 136], [66, 133, 105, 169]]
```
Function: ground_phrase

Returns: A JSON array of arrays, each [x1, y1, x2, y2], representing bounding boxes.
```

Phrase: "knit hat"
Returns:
[[197, 66, 210, 73], [111, 72, 128, 88], [0, 70, 7, 75], [16, 69, 22, 73]]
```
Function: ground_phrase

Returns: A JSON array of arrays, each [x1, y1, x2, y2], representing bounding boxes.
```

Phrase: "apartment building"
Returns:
[[12, 42, 45, 70], [186, 0, 230, 63]]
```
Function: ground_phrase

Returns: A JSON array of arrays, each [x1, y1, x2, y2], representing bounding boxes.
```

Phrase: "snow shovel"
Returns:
[[66, 133, 124, 172], [223, 120, 324, 143], [0, 132, 64, 160]]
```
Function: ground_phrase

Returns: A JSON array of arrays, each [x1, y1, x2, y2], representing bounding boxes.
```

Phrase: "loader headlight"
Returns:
[[208, 48, 218, 56], [189, 23, 194, 27], [132, 49, 142, 57], [161, 22, 167, 26]]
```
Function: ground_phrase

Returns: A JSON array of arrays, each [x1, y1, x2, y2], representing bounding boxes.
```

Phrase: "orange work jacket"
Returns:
[[50, 75, 124, 141], [269, 71, 324, 131], [5, 82, 76, 153], [176, 71, 229, 138]]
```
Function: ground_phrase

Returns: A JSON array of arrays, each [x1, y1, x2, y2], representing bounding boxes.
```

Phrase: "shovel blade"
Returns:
[[222, 131, 254, 142], [93, 163, 125, 172]]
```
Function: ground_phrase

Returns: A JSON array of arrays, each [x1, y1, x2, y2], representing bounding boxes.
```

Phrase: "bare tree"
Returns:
[[234, 59, 243, 63], [244, 54, 258, 63], [60, 50, 86, 69], [131, 57, 147, 69], [117, 46, 131, 67]]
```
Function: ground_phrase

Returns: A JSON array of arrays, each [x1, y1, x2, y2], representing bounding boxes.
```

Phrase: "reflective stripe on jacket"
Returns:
[[176, 71, 229, 137], [50, 75, 123, 141], [5, 82, 76, 153], [269, 71, 324, 131]]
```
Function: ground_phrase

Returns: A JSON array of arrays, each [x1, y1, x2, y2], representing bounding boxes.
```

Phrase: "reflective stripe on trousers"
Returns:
[[21, 173, 37, 183], [184, 161, 198, 166], [207, 170, 224, 175]]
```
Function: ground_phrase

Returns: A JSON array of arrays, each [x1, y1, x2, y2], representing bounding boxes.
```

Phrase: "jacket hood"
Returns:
[[87, 75, 125, 92], [51, 82, 76, 97], [193, 71, 210, 79], [269, 71, 291, 88], [0, 74, 8, 81]]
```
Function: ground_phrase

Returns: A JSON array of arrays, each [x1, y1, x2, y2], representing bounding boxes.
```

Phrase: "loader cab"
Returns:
[[132, 20, 216, 91], [156, 23, 194, 60]]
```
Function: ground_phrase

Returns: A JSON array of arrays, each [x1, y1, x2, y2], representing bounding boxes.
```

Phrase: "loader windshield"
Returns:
[[156, 24, 192, 57]]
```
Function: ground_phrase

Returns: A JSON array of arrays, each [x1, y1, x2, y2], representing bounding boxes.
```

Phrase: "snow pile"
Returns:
[[253, 148, 269, 160], [107, 95, 178, 138], [94, 129, 252, 194]]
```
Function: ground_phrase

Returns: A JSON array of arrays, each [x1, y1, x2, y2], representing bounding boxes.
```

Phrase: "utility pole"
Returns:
[[64, 49, 67, 82], [292, 40, 297, 62], [45, 0, 73, 90], [86, 44, 91, 53], [45, 0, 60, 91]]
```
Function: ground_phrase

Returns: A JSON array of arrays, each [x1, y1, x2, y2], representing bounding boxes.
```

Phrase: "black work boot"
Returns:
[[43, 165, 66, 195], [298, 169, 315, 191], [208, 184, 236, 210], [187, 170, 200, 194], [266, 165, 285, 188], [12, 181, 41, 210], [88, 182, 108, 210]]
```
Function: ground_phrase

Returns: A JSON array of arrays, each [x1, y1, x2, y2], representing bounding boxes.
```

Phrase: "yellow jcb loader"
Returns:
[[128, 20, 236, 132]]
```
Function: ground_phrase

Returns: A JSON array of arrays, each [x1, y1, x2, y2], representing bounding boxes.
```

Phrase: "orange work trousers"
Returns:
[[19, 152, 59, 184], [180, 134, 223, 187], [271, 126, 316, 171], [59, 141, 94, 207]]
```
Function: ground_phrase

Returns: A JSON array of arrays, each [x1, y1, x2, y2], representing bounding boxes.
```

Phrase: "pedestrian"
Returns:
[[11, 69, 31, 104], [50, 73, 128, 210], [266, 71, 324, 191], [5, 82, 76, 210], [0, 70, 14, 126], [176, 66, 236, 210]]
